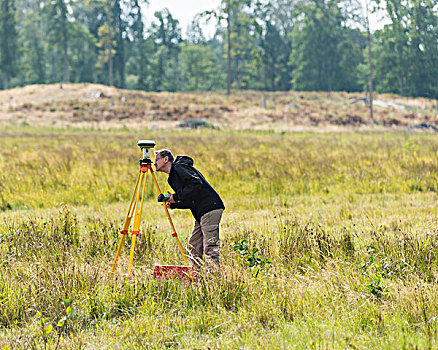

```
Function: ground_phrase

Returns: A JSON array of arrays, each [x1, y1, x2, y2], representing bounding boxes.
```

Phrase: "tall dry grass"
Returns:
[[0, 127, 437, 348]]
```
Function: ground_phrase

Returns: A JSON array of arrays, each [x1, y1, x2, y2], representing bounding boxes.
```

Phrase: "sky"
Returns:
[[143, 0, 390, 39], [144, 0, 221, 38]]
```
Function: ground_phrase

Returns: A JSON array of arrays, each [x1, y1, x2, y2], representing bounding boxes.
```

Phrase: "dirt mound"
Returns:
[[0, 84, 437, 131]]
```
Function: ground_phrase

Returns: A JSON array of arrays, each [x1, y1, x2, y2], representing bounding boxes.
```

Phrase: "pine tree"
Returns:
[[0, 0, 18, 89], [45, 0, 70, 86]]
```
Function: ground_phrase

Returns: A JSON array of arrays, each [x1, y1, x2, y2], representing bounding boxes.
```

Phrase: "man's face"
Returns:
[[154, 155, 167, 172]]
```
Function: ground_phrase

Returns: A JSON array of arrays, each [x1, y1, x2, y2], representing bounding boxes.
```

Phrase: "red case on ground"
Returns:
[[153, 265, 195, 279]]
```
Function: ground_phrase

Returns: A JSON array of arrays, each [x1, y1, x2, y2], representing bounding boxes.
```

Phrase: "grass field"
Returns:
[[0, 125, 437, 349]]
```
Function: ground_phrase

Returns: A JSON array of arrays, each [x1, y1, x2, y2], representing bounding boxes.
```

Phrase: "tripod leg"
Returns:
[[150, 168, 189, 266], [111, 171, 142, 275], [127, 169, 148, 278]]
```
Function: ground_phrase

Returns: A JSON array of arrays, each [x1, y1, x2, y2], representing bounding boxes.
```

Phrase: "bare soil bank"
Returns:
[[1, 83, 437, 132]]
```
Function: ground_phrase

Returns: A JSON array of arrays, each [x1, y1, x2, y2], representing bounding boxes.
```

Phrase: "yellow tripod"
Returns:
[[110, 140, 189, 278]]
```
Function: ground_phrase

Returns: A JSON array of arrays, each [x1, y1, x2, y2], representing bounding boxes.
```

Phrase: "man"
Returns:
[[154, 149, 225, 271]]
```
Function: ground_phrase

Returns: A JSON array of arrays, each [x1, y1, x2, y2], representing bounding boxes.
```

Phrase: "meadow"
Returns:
[[0, 126, 437, 349]]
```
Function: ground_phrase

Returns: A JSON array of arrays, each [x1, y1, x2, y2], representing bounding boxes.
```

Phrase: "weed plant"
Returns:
[[0, 127, 437, 349]]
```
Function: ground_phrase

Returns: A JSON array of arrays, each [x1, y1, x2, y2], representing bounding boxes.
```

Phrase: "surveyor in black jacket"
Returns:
[[154, 149, 225, 271]]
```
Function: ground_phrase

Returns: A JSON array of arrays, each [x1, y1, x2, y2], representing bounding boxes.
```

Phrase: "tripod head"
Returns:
[[137, 140, 156, 160]]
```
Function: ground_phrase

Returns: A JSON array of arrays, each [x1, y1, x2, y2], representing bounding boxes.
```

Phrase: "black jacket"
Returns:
[[168, 155, 225, 222]]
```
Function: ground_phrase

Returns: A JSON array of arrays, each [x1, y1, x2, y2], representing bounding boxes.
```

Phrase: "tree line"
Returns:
[[0, 0, 437, 99]]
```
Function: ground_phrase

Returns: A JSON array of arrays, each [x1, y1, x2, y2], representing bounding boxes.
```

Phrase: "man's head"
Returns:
[[154, 149, 174, 174]]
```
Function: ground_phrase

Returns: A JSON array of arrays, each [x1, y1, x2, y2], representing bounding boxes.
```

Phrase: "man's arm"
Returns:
[[169, 202, 190, 209], [164, 193, 190, 209]]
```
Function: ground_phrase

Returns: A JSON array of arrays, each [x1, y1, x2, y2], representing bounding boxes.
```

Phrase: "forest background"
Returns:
[[0, 0, 437, 99]]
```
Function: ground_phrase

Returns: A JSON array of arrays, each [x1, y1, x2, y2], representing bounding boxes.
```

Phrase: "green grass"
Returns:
[[0, 126, 437, 349]]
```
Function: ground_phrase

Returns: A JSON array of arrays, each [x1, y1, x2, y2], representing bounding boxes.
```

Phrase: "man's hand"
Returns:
[[166, 191, 175, 208]]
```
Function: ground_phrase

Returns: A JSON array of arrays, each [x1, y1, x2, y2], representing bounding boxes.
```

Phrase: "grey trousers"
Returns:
[[188, 209, 224, 270]]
